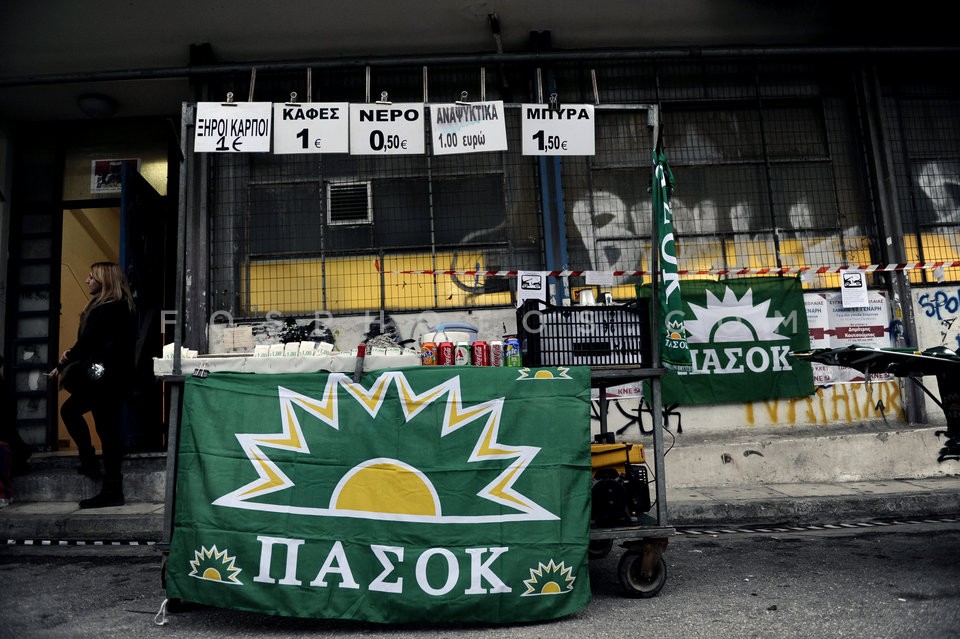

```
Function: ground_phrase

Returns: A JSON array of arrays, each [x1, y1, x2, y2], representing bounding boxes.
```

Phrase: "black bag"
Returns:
[[60, 360, 106, 393]]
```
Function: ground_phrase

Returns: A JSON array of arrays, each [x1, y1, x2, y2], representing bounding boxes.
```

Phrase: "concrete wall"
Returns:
[[190, 285, 960, 488], [195, 282, 960, 442]]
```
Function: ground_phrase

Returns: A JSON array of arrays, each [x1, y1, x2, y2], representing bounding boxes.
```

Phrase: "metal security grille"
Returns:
[[881, 57, 960, 284], [198, 55, 960, 320]]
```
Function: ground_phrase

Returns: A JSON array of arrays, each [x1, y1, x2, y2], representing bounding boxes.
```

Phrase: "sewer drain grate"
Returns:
[[675, 516, 960, 536]]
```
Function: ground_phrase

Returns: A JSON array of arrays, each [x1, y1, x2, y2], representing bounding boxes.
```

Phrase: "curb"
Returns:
[[668, 490, 960, 527]]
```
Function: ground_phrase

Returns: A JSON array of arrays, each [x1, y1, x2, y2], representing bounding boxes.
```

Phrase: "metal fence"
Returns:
[[198, 54, 960, 318]]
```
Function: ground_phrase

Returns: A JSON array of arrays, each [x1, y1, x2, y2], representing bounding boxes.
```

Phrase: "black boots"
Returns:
[[79, 477, 124, 509]]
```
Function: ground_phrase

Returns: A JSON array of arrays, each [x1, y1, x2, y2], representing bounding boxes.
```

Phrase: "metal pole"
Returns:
[[855, 65, 925, 424], [5, 46, 960, 89], [161, 102, 193, 548], [647, 110, 669, 527]]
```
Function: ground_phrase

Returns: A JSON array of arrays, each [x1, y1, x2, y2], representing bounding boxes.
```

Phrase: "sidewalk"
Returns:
[[3, 476, 960, 543]]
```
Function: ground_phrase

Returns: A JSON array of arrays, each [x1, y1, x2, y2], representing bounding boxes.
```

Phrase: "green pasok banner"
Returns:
[[166, 366, 592, 623], [652, 146, 692, 372], [651, 276, 814, 405]]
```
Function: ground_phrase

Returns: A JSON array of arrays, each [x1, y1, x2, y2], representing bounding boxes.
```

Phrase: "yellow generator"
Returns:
[[590, 442, 651, 527]]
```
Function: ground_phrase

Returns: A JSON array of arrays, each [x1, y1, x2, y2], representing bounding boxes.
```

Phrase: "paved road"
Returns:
[[2, 520, 959, 638]]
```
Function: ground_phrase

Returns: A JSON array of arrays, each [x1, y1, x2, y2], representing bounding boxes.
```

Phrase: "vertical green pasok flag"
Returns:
[[653, 147, 692, 371], [165, 366, 592, 624]]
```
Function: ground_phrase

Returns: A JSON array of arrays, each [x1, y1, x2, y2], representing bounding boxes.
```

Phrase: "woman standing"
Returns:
[[49, 262, 135, 508]]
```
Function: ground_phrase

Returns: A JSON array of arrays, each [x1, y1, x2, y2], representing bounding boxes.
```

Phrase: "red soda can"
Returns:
[[437, 341, 454, 365], [420, 341, 437, 366], [472, 340, 490, 366], [489, 340, 504, 367]]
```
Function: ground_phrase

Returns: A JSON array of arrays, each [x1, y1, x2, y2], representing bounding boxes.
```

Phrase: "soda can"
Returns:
[[489, 340, 504, 367], [472, 340, 490, 366], [454, 342, 471, 366], [437, 341, 455, 365], [420, 341, 437, 366], [505, 337, 522, 367]]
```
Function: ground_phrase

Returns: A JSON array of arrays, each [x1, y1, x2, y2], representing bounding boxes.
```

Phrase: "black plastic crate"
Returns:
[[516, 298, 652, 367]]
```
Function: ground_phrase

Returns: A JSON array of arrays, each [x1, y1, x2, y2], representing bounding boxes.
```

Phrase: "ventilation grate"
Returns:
[[326, 181, 372, 225]]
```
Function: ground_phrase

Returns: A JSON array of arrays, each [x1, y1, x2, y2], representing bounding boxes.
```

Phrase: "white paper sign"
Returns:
[[520, 104, 595, 156], [349, 103, 425, 155], [839, 269, 869, 308], [429, 101, 508, 155], [585, 270, 615, 287], [272, 102, 349, 154], [804, 291, 893, 384], [516, 271, 549, 308], [195, 102, 272, 153]]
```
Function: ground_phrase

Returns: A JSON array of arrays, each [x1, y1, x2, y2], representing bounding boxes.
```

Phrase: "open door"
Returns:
[[120, 164, 168, 451], [57, 208, 121, 450]]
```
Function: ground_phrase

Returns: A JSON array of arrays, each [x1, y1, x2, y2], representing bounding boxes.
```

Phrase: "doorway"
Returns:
[[57, 207, 120, 451]]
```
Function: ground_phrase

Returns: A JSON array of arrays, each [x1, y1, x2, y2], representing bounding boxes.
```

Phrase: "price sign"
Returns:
[[349, 103, 425, 155], [272, 102, 349, 154], [429, 101, 508, 155], [195, 102, 272, 153], [520, 104, 595, 156]]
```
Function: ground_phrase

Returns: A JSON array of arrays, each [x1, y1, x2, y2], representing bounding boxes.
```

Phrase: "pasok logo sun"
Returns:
[[212, 370, 559, 524], [666, 318, 687, 341], [521, 559, 576, 596], [516, 366, 572, 381], [683, 287, 787, 344], [188, 546, 243, 585]]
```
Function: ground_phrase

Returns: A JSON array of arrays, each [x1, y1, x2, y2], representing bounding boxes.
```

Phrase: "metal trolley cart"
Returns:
[[590, 366, 674, 598], [517, 298, 675, 597]]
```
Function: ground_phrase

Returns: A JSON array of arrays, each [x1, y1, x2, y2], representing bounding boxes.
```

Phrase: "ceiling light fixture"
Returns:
[[77, 93, 118, 118]]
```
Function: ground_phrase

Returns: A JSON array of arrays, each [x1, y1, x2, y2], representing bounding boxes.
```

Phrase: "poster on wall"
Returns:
[[839, 269, 870, 308], [804, 290, 893, 383], [516, 271, 548, 307], [90, 158, 140, 194]]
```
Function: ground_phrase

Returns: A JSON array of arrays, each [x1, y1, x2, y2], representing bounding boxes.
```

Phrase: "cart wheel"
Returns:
[[588, 539, 613, 560], [617, 550, 667, 598]]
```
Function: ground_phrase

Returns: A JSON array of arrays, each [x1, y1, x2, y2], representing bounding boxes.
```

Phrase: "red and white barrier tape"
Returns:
[[373, 260, 960, 278]]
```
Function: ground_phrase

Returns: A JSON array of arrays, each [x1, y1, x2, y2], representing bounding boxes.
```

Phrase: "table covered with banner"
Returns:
[[162, 365, 594, 623]]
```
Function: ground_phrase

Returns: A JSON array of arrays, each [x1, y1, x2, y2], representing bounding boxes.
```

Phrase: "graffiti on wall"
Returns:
[[744, 380, 904, 426], [916, 161, 960, 225], [566, 187, 871, 280], [917, 287, 960, 350]]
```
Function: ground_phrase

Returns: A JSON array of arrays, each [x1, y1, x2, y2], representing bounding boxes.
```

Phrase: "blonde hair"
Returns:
[[81, 262, 135, 323]]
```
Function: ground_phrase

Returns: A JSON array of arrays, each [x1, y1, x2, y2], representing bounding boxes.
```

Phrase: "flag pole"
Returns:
[[648, 110, 668, 526]]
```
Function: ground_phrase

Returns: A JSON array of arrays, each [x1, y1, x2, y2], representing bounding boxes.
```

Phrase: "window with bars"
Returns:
[[202, 56, 960, 319]]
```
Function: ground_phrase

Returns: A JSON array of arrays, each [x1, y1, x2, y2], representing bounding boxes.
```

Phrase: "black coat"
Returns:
[[60, 300, 136, 393]]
